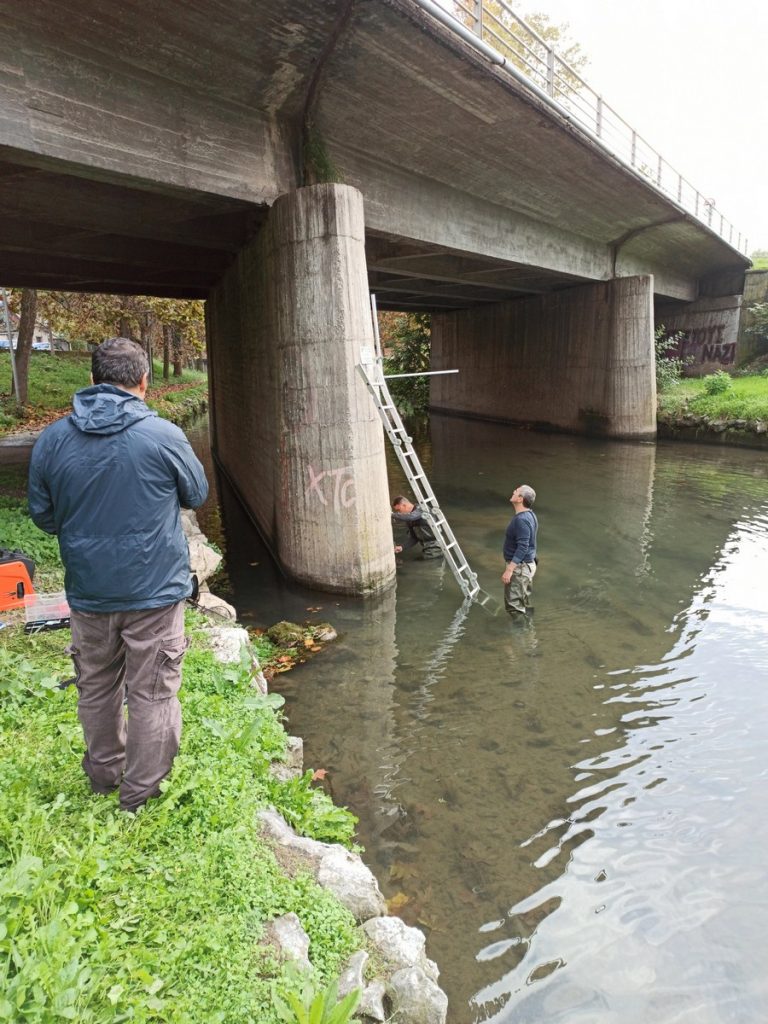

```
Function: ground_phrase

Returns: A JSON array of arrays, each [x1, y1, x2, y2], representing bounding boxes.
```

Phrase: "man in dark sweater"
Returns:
[[501, 484, 538, 616], [391, 496, 442, 559]]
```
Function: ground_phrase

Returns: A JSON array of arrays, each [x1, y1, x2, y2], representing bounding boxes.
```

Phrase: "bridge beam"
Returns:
[[207, 183, 395, 594], [430, 276, 657, 439]]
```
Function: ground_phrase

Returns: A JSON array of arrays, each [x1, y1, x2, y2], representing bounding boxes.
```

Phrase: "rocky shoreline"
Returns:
[[657, 413, 768, 450], [186, 511, 448, 1023]]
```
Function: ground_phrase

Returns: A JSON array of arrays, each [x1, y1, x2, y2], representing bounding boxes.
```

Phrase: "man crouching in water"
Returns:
[[391, 496, 442, 559], [501, 484, 538, 617], [28, 337, 208, 812]]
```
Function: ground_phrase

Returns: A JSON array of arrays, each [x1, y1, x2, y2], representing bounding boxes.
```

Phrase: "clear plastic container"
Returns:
[[24, 591, 71, 633]]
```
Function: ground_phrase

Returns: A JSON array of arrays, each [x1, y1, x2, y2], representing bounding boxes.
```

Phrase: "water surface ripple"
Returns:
[[189, 418, 768, 1024]]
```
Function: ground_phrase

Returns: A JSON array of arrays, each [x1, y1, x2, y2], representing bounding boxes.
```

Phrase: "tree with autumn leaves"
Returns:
[[2, 289, 205, 407]]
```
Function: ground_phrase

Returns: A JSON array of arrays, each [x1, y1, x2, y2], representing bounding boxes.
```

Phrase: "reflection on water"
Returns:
[[191, 415, 768, 1024]]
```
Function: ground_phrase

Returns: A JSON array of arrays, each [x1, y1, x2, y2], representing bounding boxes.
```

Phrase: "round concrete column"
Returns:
[[266, 183, 395, 593]]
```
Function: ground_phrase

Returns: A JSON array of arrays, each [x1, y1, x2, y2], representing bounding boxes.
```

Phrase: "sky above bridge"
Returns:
[[531, 0, 767, 254]]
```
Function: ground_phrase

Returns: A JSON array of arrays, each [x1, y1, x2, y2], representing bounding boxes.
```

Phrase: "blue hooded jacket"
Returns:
[[28, 384, 209, 612]]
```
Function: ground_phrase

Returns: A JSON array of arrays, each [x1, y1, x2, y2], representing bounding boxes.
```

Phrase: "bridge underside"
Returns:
[[0, 0, 750, 593]]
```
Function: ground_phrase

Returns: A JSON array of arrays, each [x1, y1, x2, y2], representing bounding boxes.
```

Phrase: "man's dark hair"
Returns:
[[92, 337, 149, 388], [391, 495, 407, 508]]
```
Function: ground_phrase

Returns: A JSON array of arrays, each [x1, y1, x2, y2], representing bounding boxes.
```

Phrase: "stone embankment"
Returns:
[[186, 511, 448, 1024], [657, 413, 768, 450]]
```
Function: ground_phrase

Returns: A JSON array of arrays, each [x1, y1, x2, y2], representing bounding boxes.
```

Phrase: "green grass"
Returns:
[[0, 502, 362, 1023], [751, 256, 768, 270], [0, 353, 208, 436], [657, 373, 768, 422]]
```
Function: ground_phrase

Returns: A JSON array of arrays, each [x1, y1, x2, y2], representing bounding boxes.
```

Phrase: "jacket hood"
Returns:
[[71, 384, 156, 435]]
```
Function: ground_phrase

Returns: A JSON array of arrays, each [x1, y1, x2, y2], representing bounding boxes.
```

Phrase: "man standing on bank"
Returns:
[[501, 484, 538, 616], [28, 337, 208, 813]]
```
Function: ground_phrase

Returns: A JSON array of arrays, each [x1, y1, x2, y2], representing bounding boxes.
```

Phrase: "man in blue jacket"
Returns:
[[28, 337, 208, 812], [501, 484, 538, 617]]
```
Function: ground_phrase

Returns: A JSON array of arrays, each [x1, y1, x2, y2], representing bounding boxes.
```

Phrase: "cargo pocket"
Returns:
[[151, 635, 189, 701], [65, 644, 82, 690]]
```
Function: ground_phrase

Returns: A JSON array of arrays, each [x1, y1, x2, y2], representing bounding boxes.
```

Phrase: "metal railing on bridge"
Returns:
[[416, 0, 748, 255]]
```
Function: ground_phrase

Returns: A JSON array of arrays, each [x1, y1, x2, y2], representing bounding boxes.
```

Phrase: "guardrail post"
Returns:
[[472, 0, 482, 35], [546, 48, 555, 96], [677, 174, 682, 203], [656, 155, 662, 187], [596, 96, 603, 138], [630, 130, 637, 167]]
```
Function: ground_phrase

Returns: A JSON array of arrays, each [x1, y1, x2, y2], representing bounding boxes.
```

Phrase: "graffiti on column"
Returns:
[[665, 324, 736, 366], [306, 464, 357, 514]]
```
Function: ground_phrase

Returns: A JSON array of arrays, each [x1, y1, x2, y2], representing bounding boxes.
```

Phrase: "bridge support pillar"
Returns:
[[207, 183, 395, 594], [431, 275, 656, 438]]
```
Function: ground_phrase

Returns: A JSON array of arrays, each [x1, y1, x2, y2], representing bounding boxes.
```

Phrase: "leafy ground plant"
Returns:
[[274, 969, 360, 1024], [0, 500, 363, 1023]]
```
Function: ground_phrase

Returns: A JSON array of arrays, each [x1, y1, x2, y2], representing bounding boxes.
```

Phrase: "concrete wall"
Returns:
[[656, 295, 742, 375], [736, 270, 768, 367], [430, 276, 656, 438], [207, 183, 395, 595]]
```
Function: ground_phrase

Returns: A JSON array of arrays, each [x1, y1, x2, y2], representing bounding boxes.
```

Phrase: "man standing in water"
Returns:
[[391, 495, 442, 559], [501, 484, 538, 616], [28, 337, 208, 812]]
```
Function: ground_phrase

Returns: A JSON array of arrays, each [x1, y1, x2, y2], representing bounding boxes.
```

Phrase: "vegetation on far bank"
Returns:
[[0, 351, 207, 436], [657, 372, 768, 422], [0, 488, 363, 1023]]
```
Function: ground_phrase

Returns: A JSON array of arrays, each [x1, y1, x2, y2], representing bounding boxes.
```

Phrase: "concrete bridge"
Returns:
[[2, 1, 749, 594]]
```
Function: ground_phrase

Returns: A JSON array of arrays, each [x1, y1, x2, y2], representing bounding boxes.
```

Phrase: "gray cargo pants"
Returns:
[[504, 561, 537, 615], [67, 601, 188, 811]]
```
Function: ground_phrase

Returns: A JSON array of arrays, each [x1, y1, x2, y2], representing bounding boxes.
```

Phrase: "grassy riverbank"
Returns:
[[0, 352, 208, 436], [0, 485, 363, 1022], [657, 373, 768, 423]]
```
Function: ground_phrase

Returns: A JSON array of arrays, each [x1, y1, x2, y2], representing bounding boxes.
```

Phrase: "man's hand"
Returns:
[[394, 545, 403, 554], [501, 563, 516, 584]]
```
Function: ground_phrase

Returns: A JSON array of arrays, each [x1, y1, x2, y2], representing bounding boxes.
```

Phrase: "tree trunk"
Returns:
[[12, 288, 37, 405], [119, 316, 132, 339], [162, 324, 171, 380], [172, 327, 183, 378]]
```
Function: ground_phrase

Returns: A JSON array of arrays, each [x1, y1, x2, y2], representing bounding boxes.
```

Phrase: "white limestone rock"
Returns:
[[359, 979, 388, 1022], [338, 950, 368, 997], [269, 736, 305, 782], [387, 967, 448, 1024], [316, 846, 387, 923], [266, 912, 311, 972], [203, 626, 250, 663], [361, 916, 437, 981], [258, 809, 385, 921], [258, 808, 335, 870], [195, 589, 237, 620]]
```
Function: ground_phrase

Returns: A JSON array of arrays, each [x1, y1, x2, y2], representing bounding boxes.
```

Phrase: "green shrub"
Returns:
[[703, 370, 733, 395], [654, 326, 688, 391]]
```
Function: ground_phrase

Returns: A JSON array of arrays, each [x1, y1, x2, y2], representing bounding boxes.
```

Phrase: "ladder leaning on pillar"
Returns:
[[357, 296, 497, 610]]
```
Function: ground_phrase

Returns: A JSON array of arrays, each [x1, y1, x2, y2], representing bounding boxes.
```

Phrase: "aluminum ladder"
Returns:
[[357, 298, 497, 609]]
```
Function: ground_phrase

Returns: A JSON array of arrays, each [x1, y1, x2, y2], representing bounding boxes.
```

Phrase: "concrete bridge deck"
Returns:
[[0, 1, 750, 593]]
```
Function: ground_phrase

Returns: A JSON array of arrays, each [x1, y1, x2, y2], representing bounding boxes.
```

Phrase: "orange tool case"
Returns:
[[0, 549, 36, 612]]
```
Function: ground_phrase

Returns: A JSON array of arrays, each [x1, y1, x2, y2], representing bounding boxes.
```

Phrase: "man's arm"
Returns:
[[392, 512, 419, 551], [28, 439, 57, 535], [161, 434, 209, 509]]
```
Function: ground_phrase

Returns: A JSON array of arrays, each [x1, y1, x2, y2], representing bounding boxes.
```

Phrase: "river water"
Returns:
[[196, 416, 768, 1022]]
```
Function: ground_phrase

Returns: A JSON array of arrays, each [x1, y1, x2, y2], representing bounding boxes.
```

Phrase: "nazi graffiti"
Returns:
[[306, 464, 357, 514], [677, 324, 736, 366]]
